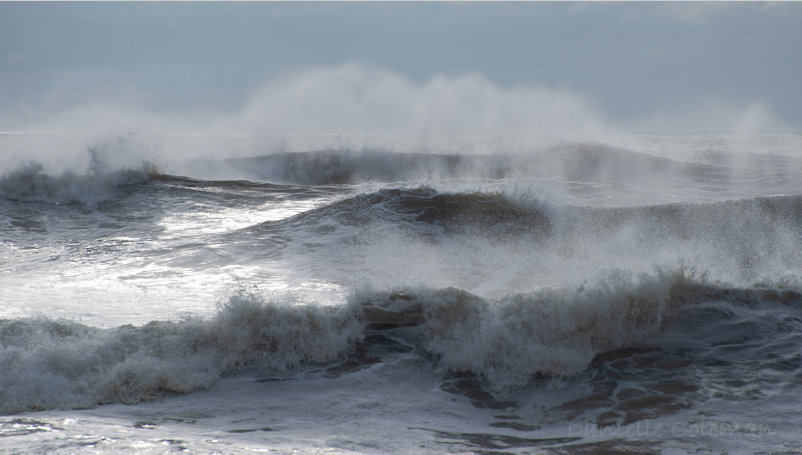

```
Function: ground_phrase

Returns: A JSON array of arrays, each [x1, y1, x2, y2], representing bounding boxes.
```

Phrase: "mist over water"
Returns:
[[3, 64, 793, 177]]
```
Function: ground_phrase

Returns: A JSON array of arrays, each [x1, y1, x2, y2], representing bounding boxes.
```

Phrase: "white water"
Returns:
[[2, 132, 802, 454]]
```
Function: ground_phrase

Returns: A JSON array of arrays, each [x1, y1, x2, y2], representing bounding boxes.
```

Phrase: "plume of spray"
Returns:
[[2, 64, 612, 173], [234, 63, 610, 154], [2, 63, 795, 183], [0, 135, 160, 206]]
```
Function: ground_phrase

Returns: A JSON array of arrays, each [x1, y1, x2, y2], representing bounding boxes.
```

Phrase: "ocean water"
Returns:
[[2, 132, 802, 454]]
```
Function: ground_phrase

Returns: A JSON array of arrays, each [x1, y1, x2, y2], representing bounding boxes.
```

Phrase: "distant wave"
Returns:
[[235, 187, 802, 283], [221, 143, 727, 185], [0, 161, 157, 206]]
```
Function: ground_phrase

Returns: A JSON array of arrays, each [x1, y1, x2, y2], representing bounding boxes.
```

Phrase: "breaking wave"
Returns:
[[8, 269, 800, 413], [0, 161, 158, 206], [358, 270, 673, 393], [0, 292, 363, 414]]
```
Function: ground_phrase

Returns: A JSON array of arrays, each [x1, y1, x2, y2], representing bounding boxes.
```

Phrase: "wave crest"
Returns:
[[0, 161, 157, 206], [0, 292, 363, 414], [269, 187, 552, 240], [6, 271, 800, 413], [356, 270, 671, 393], [220, 143, 724, 186]]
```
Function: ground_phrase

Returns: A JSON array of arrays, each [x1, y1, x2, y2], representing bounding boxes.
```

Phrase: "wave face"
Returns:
[[266, 187, 552, 239], [3, 133, 802, 453]]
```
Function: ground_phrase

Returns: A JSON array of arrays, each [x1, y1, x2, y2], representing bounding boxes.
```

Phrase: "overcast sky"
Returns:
[[2, 2, 801, 135]]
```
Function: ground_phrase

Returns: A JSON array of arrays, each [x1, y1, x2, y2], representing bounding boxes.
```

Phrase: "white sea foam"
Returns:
[[0, 292, 363, 414], [0, 269, 721, 413], [354, 269, 675, 394], [2, 130, 802, 453]]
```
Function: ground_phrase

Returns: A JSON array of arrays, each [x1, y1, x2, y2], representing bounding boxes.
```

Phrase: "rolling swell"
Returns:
[[221, 143, 727, 186], [252, 187, 552, 239], [223, 150, 508, 185]]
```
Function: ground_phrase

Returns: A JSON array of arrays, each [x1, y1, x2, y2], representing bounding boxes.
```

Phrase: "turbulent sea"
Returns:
[[3, 132, 802, 454]]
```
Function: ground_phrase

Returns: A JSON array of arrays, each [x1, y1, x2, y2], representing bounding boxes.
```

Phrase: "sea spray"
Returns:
[[0, 160, 157, 206]]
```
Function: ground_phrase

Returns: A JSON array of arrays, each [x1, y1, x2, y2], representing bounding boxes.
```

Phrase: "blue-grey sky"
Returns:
[[2, 2, 801, 134]]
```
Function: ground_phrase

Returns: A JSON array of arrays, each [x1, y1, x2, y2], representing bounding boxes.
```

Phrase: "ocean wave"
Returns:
[[223, 149, 506, 185], [257, 186, 552, 239], [221, 143, 725, 186], [0, 292, 363, 414], [358, 270, 802, 394], [0, 161, 157, 206], [146, 172, 315, 194], [357, 270, 673, 394], [3, 271, 801, 413]]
